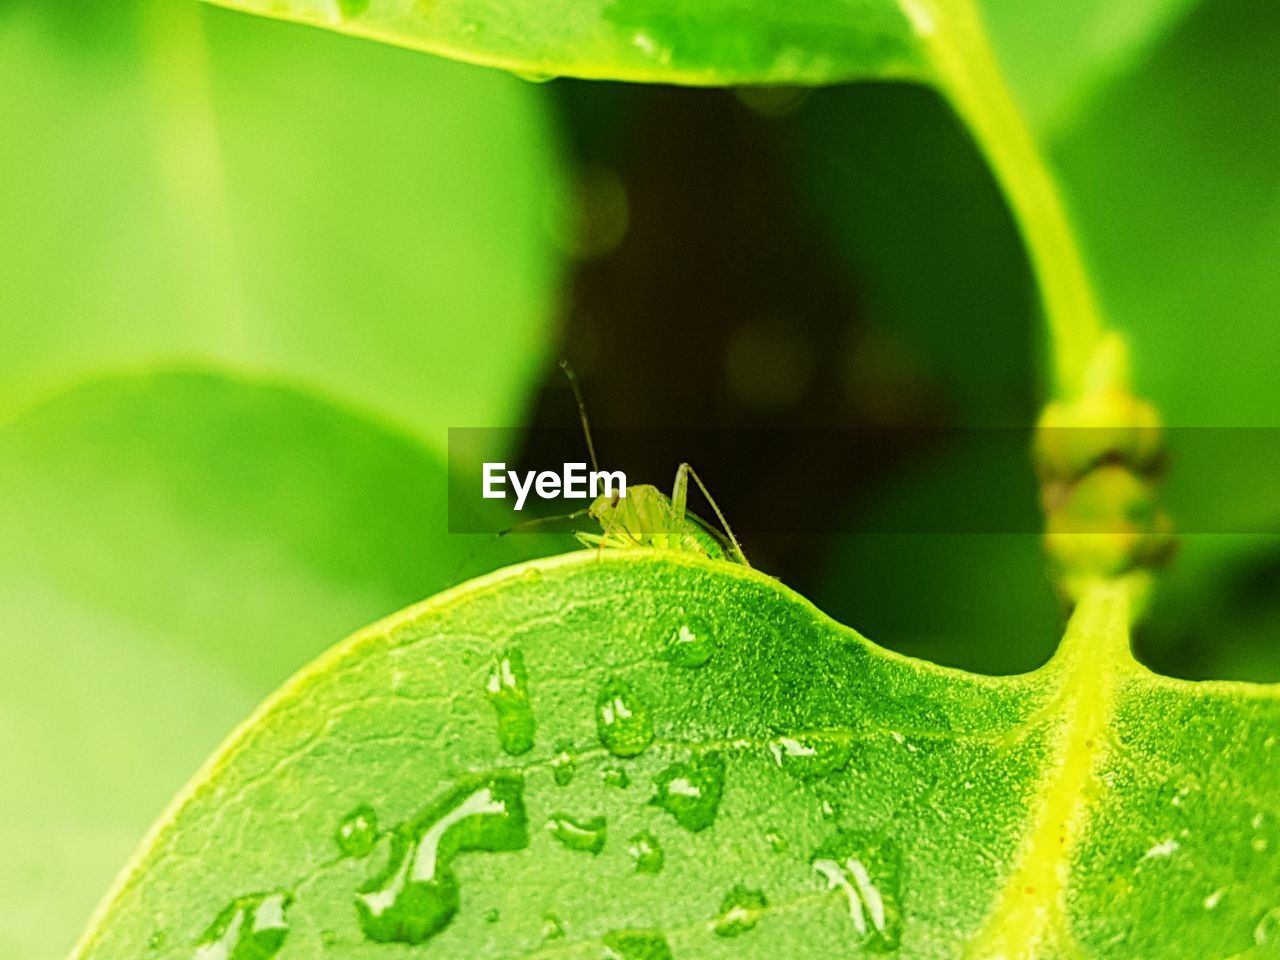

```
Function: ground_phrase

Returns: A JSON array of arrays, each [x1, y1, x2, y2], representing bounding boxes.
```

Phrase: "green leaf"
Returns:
[[0, 0, 564, 452], [72, 554, 1280, 958], [0, 368, 557, 960], [199, 0, 931, 86]]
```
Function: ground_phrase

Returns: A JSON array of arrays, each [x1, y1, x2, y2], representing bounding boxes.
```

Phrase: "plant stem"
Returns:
[[905, 2, 1163, 633], [908, 1, 1105, 399]]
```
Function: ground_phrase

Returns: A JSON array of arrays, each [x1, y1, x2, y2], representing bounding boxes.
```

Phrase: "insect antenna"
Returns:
[[447, 508, 589, 586], [559, 359, 601, 473], [495, 508, 591, 539], [450, 361, 608, 585]]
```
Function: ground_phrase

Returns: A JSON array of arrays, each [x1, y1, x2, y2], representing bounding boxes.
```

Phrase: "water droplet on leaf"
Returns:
[[551, 741, 577, 786], [541, 913, 566, 942], [355, 772, 528, 944], [810, 830, 902, 950], [483, 908, 500, 924], [1257, 906, 1280, 945], [486, 647, 536, 756], [651, 752, 725, 832], [546, 813, 607, 855], [597, 677, 654, 758], [665, 618, 713, 667], [602, 766, 630, 789], [764, 831, 788, 854], [713, 884, 767, 937], [627, 830, 664, 874], [335, 804, 379, 858], [766, 731, 852, 780], [603, 928, 673, 960], [194, 891, 292, 960]]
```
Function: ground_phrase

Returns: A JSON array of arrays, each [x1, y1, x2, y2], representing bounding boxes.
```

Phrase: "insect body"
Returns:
[[576, 465, 748, 565], [560, 363, 748, 567]]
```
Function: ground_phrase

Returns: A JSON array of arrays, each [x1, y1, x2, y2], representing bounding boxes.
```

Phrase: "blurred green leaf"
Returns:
[[199, 0, 930, 86], [70, 555, 1280, 959], [0, 3, 571, 952], [1050, 0, 1280, 429], [0, 0, 564, 452], [0, 368, 552, 960], [979, 0, 1196, 134]]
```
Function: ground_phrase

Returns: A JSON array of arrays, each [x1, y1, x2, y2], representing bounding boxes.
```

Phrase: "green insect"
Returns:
[[562, 363, 749, 567], [575, 462, 747, 564]]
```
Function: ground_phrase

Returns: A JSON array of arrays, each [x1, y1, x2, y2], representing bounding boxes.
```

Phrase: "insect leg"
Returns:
[[674, 463, 749, 566], [593, 496, 629, 559], [671, 463, 689, 526]]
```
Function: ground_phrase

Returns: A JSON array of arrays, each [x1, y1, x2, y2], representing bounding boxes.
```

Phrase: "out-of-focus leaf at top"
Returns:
[[0, 368, 556, 960], [0, 0, 564, 453], [198, 0, 1108, 400], [199, 0, 931, 86]]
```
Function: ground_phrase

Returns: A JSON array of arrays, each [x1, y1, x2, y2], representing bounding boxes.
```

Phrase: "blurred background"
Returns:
[[1, 0, 1277, 957]]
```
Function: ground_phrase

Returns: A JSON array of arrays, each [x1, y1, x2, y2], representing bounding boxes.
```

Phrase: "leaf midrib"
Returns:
[[964, 582, 1129, 958]]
